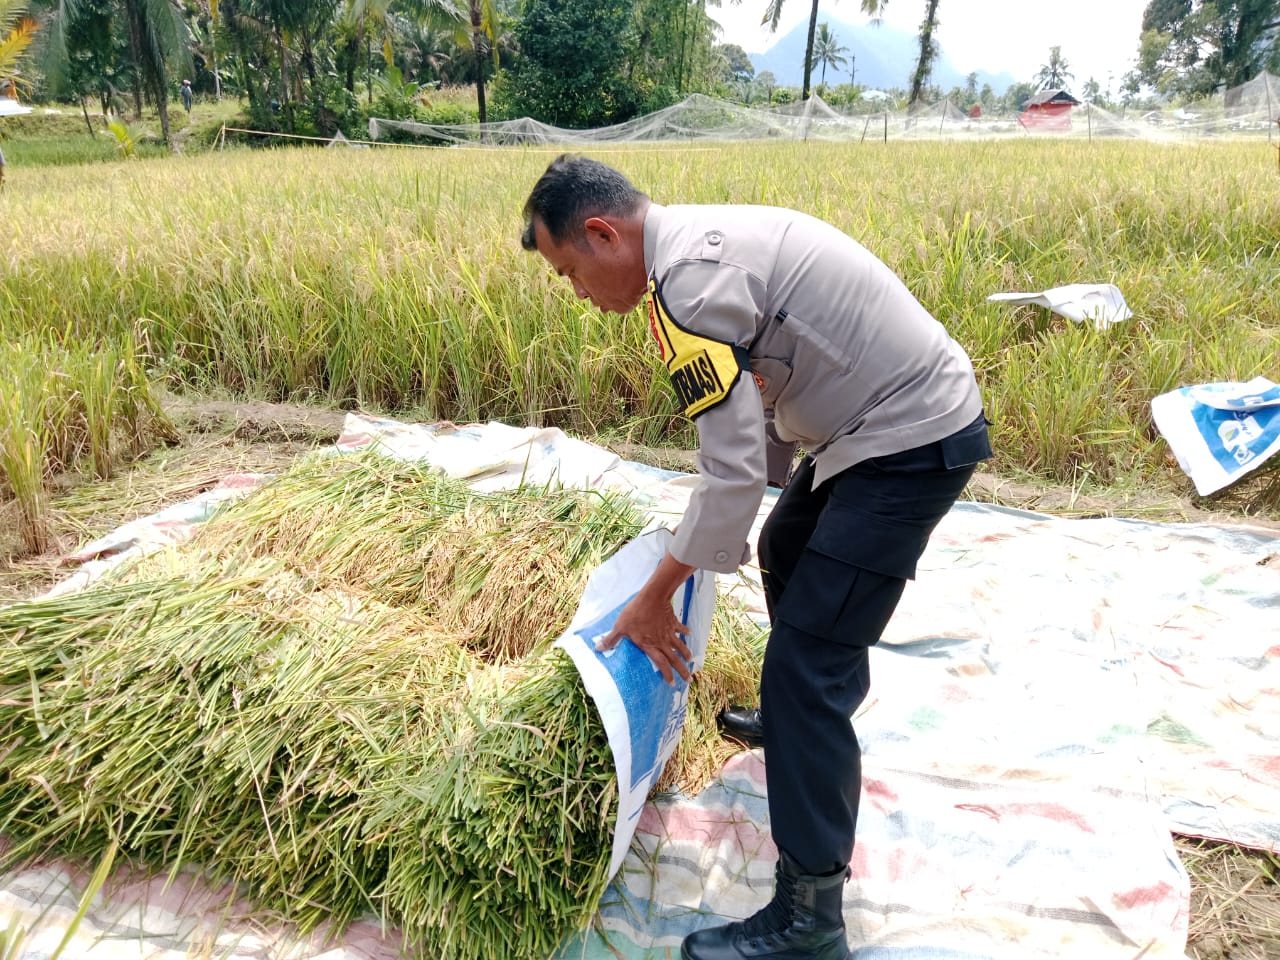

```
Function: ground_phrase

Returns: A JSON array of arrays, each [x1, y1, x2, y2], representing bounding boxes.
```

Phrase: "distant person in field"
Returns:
[[181, 79, 193, 115], [520, 154, 990, 960]]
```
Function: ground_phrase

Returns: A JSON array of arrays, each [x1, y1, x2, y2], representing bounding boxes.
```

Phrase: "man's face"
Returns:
[[533, 218, 647, 315]]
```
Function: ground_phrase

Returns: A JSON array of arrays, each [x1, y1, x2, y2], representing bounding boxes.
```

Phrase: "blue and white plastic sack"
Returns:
[[553, 527, 718, 879], [1151, 376, 1280, 495]]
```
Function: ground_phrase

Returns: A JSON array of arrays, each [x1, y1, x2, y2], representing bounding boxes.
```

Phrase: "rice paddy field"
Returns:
[[1, 136, 1279, 957], [2, 138, 1278, 548]]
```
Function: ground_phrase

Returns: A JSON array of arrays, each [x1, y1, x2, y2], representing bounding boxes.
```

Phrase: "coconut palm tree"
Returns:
[[190, 0, 222, 100], [460, 0, 500, 125], [237, 0, 331, 127], [339, 0, 390, 104], [38, 0, 189, 143], [392, 0, 488, 121], [761, 0, 816, 99], [122, 0, 189, 140], [761, 0, 894, 101], [861, 0, 942, 105], [395, 16, 451, 84], [809, 21, 848, 90], [0, 0, 39, 94], [1034, 45, 1074, 91]]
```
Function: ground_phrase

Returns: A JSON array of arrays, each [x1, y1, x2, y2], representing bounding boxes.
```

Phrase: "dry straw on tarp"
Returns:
[[190, 453, 651, 662], [0, 452, 763, 959]]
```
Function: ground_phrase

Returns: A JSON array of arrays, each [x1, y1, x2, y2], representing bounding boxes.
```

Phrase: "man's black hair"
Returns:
[[520, 154, 647, 252]]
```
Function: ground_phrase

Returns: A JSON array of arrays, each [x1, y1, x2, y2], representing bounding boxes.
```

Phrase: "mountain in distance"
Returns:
[[744, 14, 1018, 95]]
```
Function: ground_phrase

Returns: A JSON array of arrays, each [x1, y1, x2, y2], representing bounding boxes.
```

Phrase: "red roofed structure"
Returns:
[[1019, 89, 1081, 131]]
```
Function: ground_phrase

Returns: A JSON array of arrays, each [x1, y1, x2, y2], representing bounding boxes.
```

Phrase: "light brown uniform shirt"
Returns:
[[642, 203, 983, 573]]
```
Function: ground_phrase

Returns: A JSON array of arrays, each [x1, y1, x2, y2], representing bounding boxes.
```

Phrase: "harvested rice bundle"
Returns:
[[370, 651, 618, 960], [658, 602, 766, 794], [0, 564, 283, 852], [0, 563, 483, 932], [373, 604, 763, 959], [0, 454, 768, 958], [193, 453, 647, 661]]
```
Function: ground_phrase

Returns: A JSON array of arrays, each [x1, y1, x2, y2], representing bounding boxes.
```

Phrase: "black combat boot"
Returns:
[[716, 705, 764, 748], [681, 851, 851, 960]]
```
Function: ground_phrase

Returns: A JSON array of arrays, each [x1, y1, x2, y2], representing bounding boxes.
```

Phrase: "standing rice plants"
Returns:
[[995, 327, 1140, 484], [0, 328, 176, 556], [0, 339, 53, 553], [4, 140, 1277, 498]]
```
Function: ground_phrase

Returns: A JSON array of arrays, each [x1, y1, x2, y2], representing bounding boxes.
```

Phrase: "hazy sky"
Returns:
[[710, 0, 1150, 88]]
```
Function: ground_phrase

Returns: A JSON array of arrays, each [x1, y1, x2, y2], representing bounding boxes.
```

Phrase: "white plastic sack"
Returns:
[[0, 96, 32, 116], [1151, 376, 1280, 495], [554, 528, 718, 879], [987, 283, 1132, 329]]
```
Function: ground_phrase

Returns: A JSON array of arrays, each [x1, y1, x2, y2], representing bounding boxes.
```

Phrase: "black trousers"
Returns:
[[756, 416, 988, 875]]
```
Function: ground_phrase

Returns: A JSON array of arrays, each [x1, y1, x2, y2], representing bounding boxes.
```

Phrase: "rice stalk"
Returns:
[[0, 346, 53, 554], [0, 329, 176, 556]]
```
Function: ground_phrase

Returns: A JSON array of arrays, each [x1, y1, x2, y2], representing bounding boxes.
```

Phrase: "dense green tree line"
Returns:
[[5, 0, 1278, 145], [1133, 0, 1280, 96], [17, 0, 755, 140]]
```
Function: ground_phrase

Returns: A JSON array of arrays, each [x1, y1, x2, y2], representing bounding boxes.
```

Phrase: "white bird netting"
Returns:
[[367, 75, 1280, 146]]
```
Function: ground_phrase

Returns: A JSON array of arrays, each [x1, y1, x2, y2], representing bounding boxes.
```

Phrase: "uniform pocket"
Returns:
[[939, 413, 993, 469], [774, 548, 905, 645]]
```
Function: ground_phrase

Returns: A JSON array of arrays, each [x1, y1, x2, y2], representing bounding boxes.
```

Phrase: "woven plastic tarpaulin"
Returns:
[[7, 414, 1278, 960]]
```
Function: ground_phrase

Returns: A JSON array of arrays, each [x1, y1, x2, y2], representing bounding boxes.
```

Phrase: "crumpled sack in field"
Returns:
[[988, 282, 1133, 329]]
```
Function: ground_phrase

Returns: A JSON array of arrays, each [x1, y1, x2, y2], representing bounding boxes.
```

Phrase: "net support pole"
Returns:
[[1088, 104, 1092, 143], [883, 112, 888, 143]]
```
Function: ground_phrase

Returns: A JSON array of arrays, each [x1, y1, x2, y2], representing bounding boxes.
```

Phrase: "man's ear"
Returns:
[[583, 216, 621, 248]]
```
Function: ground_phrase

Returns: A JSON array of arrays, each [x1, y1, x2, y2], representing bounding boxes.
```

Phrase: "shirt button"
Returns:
[[707, 232, 722, 246], [715, 550, 729, 563]]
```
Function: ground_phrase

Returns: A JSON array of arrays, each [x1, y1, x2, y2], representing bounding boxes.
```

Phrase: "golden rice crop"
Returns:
[[3, 140, 1278, 516], [3, 140, 1279, 554], [0, 327, 177, 555]]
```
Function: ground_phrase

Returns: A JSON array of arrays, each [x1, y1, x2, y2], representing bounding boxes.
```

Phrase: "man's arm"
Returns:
[[604, 257, 767, 683]]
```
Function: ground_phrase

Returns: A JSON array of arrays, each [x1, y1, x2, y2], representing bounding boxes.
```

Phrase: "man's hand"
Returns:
[[599, 592, 694, 685], [597, 550, 699, 685]]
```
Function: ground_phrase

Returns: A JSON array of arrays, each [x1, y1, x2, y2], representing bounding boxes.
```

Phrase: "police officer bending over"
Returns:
[[521, 154, 991, 960]]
